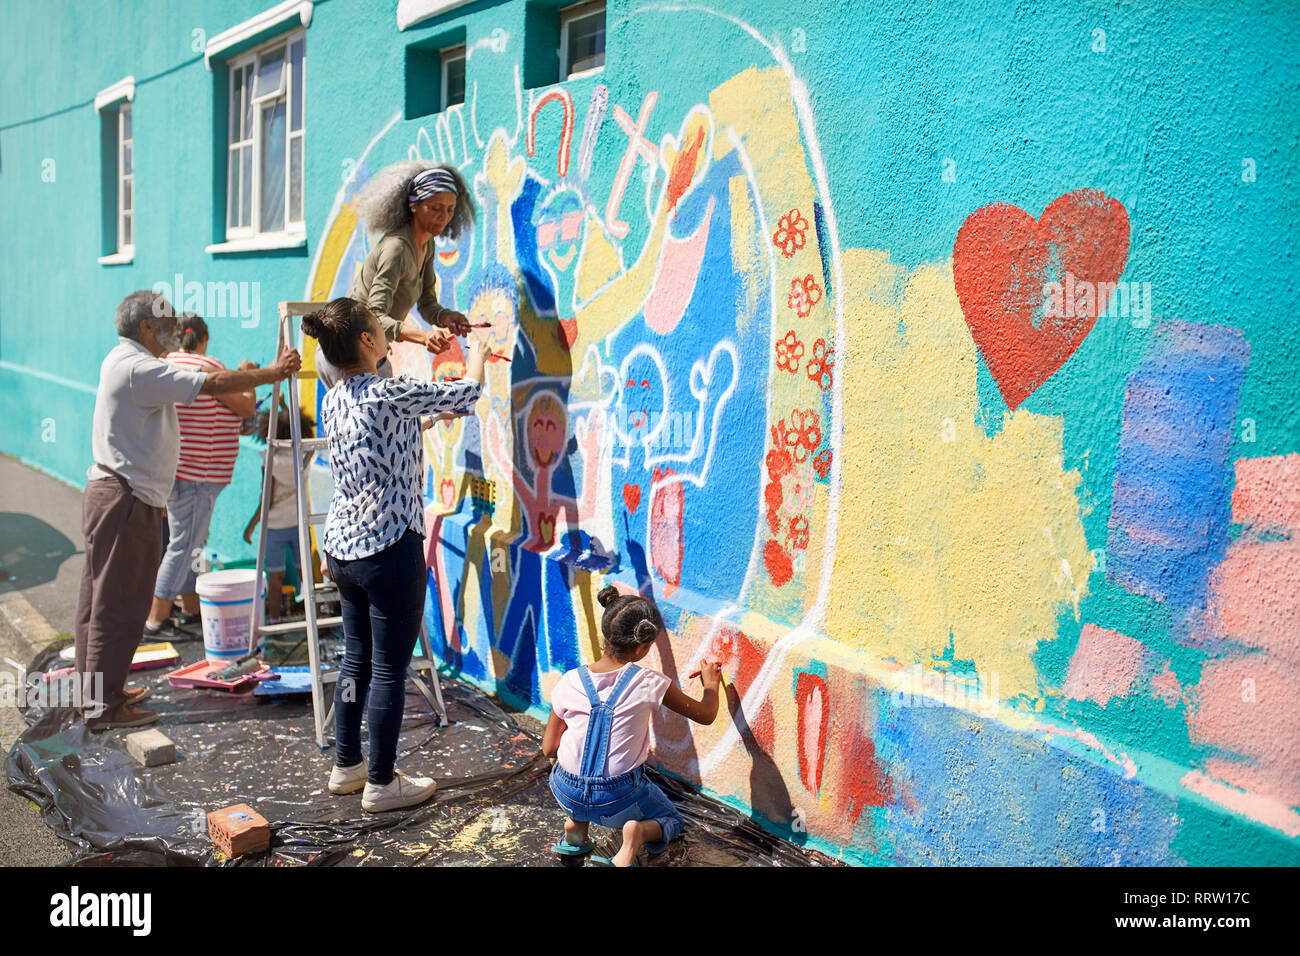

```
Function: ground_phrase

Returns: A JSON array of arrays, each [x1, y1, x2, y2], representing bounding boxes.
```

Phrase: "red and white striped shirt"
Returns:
[[167, 351, 242, 485]]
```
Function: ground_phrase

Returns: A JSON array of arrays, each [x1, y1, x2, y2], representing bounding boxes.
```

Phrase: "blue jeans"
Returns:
[[265, 526, 301, 575], [325, 528, 426, 786], [154, 479, 223, 600], [549, 764, 684, 854]]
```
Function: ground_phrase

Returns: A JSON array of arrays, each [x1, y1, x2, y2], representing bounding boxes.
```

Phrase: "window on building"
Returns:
[[96, 77, 135, 263], [560, 1, 605, 78], [442, 45, 466, 110], [225, 31, 305, 239], [116, 104, 134, 254]]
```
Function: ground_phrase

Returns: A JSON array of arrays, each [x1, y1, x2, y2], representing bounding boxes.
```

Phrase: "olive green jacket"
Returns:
[[348, 223, 446, 341]]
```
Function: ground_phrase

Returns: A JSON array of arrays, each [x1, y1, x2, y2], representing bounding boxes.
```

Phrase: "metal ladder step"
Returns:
[[271, 436, 329, 450], [258, 616, 343, 635]]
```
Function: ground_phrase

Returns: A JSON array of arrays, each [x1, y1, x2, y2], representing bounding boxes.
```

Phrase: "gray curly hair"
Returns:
[[351, 161, 476, 240]]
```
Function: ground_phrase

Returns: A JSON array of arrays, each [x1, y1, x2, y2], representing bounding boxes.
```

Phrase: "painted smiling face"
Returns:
[[468, 287, 515, 350], [534, 189, 585, 277], [527, 393, 567, 469], [617, 352, 666, 443]]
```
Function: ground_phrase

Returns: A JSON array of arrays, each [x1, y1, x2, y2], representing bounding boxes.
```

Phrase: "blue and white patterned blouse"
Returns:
[[320, 373, 481, 561]]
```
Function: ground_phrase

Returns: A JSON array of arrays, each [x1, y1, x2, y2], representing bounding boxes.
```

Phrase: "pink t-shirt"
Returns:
[[551, 664, 672, 777]]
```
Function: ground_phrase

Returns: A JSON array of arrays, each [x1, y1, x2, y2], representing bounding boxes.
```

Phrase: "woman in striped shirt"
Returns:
[[145, 314, 257, 635]]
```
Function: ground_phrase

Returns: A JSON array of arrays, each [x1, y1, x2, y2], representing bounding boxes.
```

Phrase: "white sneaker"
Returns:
[[361, 770, 438, 813], [328, 761, 367, 795]]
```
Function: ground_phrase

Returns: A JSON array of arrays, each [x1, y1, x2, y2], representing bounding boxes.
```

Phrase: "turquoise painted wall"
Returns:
[[2, 0, 1297, 864]]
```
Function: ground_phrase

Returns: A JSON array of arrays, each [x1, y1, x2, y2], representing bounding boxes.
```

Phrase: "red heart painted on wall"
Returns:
[[953, 189, 1130, 410], [557, 318, 579, 350], [622, 483, 641, 514]]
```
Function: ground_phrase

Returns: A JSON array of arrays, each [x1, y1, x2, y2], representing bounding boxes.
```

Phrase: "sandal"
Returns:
[[551, 839, 594, 857]]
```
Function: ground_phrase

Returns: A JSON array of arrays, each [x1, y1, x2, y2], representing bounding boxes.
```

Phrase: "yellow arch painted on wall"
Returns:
[[299, 205, 361, 418]]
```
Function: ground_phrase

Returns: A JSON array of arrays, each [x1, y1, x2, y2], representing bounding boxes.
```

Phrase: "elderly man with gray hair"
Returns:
[[75, 290, 301, 730]]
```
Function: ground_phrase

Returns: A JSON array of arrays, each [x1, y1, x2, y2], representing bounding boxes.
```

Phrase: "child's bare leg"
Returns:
[[563, 817, 589, 847], [612, 819, 661, 867]]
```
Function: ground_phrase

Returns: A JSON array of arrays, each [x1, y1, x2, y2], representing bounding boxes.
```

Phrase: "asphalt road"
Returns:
[[0, 454, 80, 865]]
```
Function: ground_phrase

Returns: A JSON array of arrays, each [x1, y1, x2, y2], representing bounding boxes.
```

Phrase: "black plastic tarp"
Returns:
[[7, 635, 837, 867]]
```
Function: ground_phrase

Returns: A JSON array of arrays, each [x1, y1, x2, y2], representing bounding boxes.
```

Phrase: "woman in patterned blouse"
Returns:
[[302, 297, 490, 813]]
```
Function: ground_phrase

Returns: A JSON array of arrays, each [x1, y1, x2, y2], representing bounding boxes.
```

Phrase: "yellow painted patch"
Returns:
[[728, 174, 761, 334], [823, 250, 1091, 701], [574, 212, 622, 302]]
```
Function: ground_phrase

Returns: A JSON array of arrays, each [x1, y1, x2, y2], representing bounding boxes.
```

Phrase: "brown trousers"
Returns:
[[74, 475, 163, 717]]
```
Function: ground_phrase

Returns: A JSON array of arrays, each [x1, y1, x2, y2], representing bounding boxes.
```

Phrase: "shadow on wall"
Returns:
[[0, 512, 80, 591]]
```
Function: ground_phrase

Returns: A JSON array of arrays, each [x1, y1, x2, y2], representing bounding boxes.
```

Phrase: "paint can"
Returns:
[[196, 570, 262, 664]]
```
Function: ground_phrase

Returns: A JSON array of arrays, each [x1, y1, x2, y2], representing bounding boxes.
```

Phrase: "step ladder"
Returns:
[[247, 301, 449, 748]]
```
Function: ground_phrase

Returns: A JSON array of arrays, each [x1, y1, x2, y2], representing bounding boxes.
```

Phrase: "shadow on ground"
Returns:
[[7, 634, 839, 867], [0, 512, 79, 592]]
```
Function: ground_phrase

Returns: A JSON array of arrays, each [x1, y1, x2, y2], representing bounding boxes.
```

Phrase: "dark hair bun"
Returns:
[[634, 619, 658, 643], [301, 312, 324, 339], [597, 585, 620, 608]]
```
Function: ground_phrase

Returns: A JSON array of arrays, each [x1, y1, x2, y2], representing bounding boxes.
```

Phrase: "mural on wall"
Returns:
[[299, 8, 1299, 864]]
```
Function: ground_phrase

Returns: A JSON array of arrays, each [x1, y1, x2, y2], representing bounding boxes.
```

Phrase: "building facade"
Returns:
[[1, 0, 1298, 864]]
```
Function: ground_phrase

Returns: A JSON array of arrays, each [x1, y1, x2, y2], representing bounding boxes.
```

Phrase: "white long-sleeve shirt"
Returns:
[[320, 372, 480, 560]]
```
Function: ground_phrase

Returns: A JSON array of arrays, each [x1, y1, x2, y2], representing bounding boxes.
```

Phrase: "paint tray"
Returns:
[[132, 642, 181, 671], [166, 660, 278, 691], [253, 666, 314, 697]]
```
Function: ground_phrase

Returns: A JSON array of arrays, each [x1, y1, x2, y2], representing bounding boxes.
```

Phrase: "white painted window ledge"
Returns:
[[98, 250, 134, 266], [94, 77, 135, 113], [206, 0, 313, 67], [397, 0, 474, 31], [206, 233, 307, 255]]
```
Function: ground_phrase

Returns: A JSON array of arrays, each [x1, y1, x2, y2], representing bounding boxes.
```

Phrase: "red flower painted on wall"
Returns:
[[787, 274, 822, 318], [806, 337, 834, 391], [772, 209, 808, 258], [766, 447, 793, 480], [813, 447, 832, 480], [787, 516, 810, 551], [785, 409, 822, 463], [775, 330, 805, 373]]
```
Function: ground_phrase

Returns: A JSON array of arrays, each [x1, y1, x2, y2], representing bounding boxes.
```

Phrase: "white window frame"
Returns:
[[440, 44, 466, 111], [117, 104, 134, 257], [223, 28, 306, 243], [559, 0, 606, 80], [95, 77, 135, 265]]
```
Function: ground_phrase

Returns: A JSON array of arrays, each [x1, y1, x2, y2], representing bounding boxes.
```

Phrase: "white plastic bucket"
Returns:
[[196, 569, 262, 664]]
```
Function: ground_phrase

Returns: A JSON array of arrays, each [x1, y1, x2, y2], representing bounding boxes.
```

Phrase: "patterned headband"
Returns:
[[408, 168, 459, 207]]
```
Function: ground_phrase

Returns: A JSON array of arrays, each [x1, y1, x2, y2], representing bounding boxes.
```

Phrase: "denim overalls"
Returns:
[[548, 664, 684, 853]]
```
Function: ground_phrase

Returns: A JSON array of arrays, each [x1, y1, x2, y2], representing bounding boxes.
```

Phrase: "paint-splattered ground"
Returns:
[[7, 634, 836, 867]]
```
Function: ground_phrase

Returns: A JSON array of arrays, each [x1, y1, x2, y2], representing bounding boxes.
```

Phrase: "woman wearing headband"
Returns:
[[315, 163, 477, 388]]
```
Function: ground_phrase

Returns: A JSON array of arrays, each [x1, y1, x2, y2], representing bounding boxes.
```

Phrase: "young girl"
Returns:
[[543, 586, 721, 866], [243, 405, 316, 623]]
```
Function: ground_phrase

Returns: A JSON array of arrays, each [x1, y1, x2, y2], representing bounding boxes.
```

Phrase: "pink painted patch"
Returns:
[[1230, 452, 1300, 531], [1186, 653, 1300, 806], [1202, 539, 1300, 662], [644, 197, 714, 335], [1062, 624, 1156, 706], [1184, 454, 1300, 808], [1150, 665, 1182, 705], [795, 672, 829, 796], [649, 467, 683, 590]]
